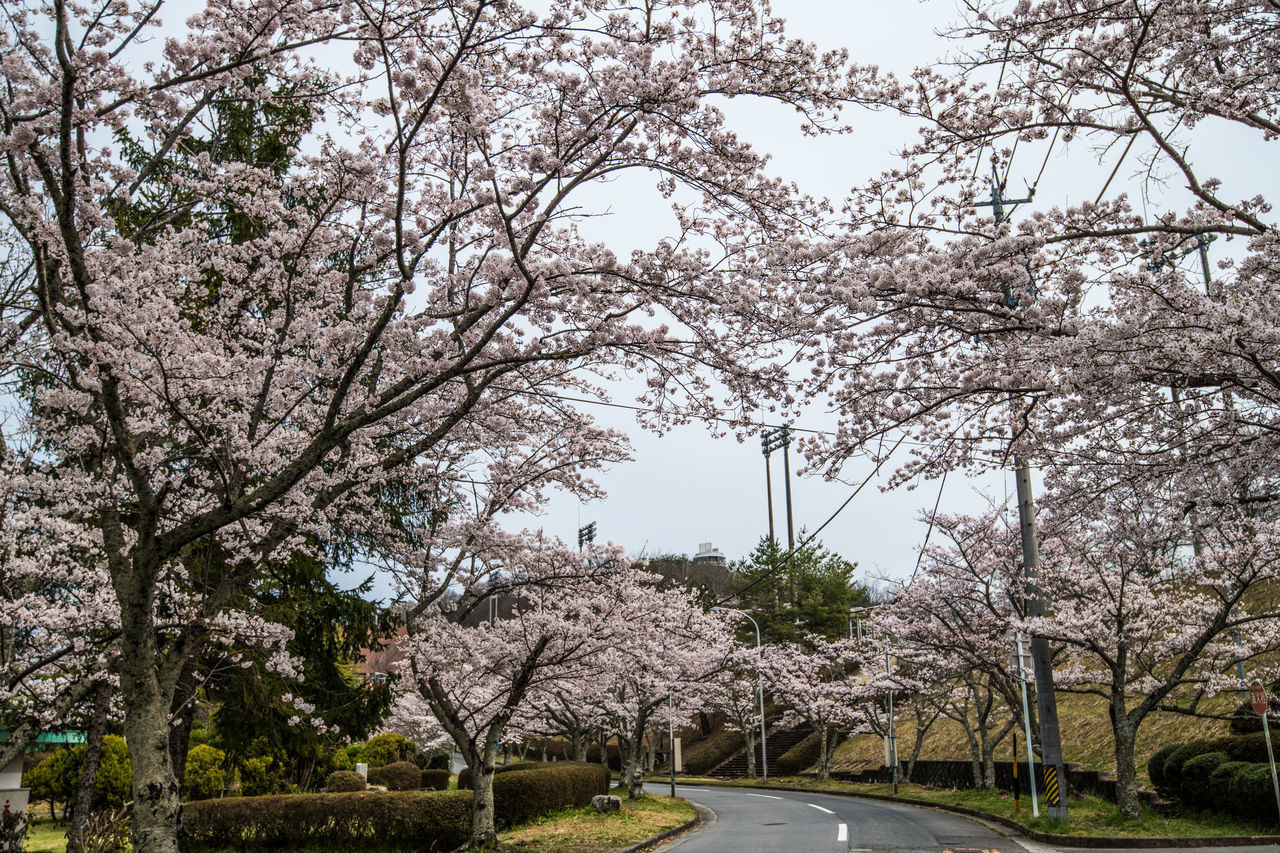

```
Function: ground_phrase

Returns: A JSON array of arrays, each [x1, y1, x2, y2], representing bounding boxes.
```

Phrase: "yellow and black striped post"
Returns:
[[1043, 765, 1061, 807]]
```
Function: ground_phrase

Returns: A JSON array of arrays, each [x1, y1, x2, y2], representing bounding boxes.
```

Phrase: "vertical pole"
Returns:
[[782, 431, 795, 554], [1263, 712, 1280, 824], [1198, 236, 1214, 296], [1016, 632, 1039, 817], [764, 450, 776, 544], [1016, 459, 1067, 821], [754, 615, 768, 785], [668, 693, 676, 798], [886, 648, 898, 794]]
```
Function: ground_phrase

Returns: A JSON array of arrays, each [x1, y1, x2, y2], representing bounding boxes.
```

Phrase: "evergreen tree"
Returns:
[[730, 535, 869, 645]]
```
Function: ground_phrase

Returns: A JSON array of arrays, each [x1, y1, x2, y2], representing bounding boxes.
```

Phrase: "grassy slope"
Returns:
[[829, 691, 1236, 783]]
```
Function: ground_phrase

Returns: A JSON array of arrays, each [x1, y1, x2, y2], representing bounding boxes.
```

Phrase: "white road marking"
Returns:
[[675, 787, 710, 791], [807, 803, 835, 814], [744, 792, 783, 799], [837, 823, 848, 841]]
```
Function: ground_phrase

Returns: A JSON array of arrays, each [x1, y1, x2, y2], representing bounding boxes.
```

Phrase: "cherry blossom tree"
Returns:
[[588, 586, 732, 798], [703, 648, 767, 778], [1030, 471, 1280, 819], [766, 639, 867, 779], [0, 0, 861, 848], [403, 540, 631, 848]]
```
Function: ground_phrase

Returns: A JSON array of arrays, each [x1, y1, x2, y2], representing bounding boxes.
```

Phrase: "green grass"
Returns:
[[497, 788, 694, 852], [664, 775, 1279, 838], [24, 816, 67, 853], [828, 691, 1236, 783]]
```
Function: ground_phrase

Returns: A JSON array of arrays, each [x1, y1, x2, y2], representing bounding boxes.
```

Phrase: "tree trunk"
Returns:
[[618, 734, 646, 798], [572, 730, 588, 763], [645, 727, 658, 773], [744, 728, 757, 778], [1112, 698, 1142, 819], [67, 681, 112, 853], [817, 726, 830, 780], [598, 731, 610, 772], [468, 741, 499, 849], [120, 676, 183, 853], [168, 659, 200, 798]]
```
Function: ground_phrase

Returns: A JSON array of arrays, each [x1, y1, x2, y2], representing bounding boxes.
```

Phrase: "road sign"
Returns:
[[1252, 680, 1269, 715]]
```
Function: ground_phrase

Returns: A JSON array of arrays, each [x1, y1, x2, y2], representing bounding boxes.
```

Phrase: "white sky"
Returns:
[[500, 0, 1278, 586]]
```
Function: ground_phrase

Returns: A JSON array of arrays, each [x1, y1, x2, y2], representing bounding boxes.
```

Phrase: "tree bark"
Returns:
[[619, 734, 645, 798], [744, 729, 757, 778], [468, 741, 498, 849], [1112, 696, 1142, 819], [572, 730, 588, 763], [66, 681, 113, 853]]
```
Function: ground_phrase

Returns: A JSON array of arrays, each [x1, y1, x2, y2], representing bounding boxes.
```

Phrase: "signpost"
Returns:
[[1250, 680, 1280, 824]]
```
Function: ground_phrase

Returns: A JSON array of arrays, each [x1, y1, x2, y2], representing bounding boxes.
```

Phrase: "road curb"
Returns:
[[670, 780, 1280, 849], [614, 800, 709, 853]]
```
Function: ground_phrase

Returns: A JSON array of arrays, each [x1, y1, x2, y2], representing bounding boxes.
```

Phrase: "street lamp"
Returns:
[[713, 607, 768, 784]]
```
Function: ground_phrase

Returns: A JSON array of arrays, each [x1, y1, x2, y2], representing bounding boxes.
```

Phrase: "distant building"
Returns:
[[692, 542, 726, 565]]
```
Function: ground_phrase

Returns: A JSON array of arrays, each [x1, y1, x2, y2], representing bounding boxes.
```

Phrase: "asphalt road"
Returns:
[[647, 783, 1280, 853], [646, 783, 1028, 853]]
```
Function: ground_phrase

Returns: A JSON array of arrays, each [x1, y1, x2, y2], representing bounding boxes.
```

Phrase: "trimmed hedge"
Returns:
[[1147, 743, 1179, 797], [1209, 759, 1251, 806], [776, 730, 822, 776], [1179, 751, 1228, 809], [492, 762, 610, 828], [184, 762, 610, 850], [457, 760, 543, 791], [366, 761, 421, 791], [182, 790, 471, 851], [324, 771, 366, 793], [420, 769, 451, 791], [1162, 740, 1208, 786], [1230, 763, 1277, 822]]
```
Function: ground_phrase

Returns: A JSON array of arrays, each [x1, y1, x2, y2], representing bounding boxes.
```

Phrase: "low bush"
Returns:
[[420, 769, 451, 791], [1208, 760, 1251, 807], [492, 762, 610, 827], [185, 745, 228, 802], [358, 733, 416, 769], [424, 749, 451, 771], [366, 761, 421, 791], [325, 770, 366, 793], [680, 728, 744, 775], [1146, 743, 1179, 797], [457, 760, 543, 791], [1229, 763, 1277, 823], [182, 789, 471, 851], [1179, 751, 1228, 809], [1160, 740, 1208, 796], [776, 730, 822, 776], [184, 762, 610, 850]]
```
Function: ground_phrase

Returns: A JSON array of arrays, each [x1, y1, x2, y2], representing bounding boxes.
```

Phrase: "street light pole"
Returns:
[[713, 607, 768, 784]]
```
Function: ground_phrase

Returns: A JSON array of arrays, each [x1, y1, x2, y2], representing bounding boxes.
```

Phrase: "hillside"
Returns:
[[828, 690, 1238, 783]]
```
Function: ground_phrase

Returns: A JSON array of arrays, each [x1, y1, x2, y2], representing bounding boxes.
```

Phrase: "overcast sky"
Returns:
[[361, 1, 1276, 596]]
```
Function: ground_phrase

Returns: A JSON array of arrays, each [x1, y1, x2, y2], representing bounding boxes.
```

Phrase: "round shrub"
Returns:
[[359, 733, 416, 768], [1209, 760, 1251, 811], [1179, 751, 1228, 808], [23, 735, 132, 813], [184, 745, 228, 801], [1146, 743, 1180, 797], [1161, 740, 1208, 795], [368, 761, 421, 791], [420, 769, 451, 791], [425, 749, 451, 771], [326, 770, 367, 793], [1230, 763, 1277, 821]]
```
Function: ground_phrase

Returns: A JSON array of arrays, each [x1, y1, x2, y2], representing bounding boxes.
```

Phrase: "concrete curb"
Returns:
[[674, 779, 1280, 849], [614, 801, 709, 853]]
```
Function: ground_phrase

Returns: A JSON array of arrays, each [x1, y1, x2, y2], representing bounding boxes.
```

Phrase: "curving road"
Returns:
[[645, 782, 1029, 853]]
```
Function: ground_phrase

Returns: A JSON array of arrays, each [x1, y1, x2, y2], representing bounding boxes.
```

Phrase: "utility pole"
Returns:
[[761, 433, 776, 544], [1016, 459, 1069, 821], [973, 160, 1068, 822]]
